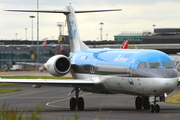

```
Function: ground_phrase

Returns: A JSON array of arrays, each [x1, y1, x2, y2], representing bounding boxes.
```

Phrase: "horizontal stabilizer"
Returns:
[[0, 78, 94, 87], [4, 8, 122, 14], [75, 9, 122, 13], [3, 9, 70, 13]]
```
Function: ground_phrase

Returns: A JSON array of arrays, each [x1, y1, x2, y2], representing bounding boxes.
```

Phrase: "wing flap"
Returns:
[[0, 78, 94, 87]]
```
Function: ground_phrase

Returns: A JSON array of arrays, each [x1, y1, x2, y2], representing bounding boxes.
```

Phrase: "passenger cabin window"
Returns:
[[148, 62, 161, 68], [162, 62, 174, 68]]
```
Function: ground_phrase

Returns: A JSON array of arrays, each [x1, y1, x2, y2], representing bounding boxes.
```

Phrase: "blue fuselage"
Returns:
[[70, 49, 178, 96]]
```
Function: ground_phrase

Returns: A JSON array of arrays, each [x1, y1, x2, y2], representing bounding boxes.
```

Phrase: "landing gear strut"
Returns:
[[150, 96, 160, 113], [69, 87, 84, 111]]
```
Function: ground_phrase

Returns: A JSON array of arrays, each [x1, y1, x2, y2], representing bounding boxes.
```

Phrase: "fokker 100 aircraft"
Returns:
[[0, 4, 179, 113]]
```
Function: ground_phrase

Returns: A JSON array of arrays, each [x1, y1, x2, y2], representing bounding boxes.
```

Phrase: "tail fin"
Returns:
[[42, 41, 47, 45], [120, 40, 129, 49], [65, 4, 89, 52], [4, 4, 122, 52]]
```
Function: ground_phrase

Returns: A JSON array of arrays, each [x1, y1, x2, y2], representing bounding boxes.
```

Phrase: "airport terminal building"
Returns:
[[114, 28, 180, 43], [114, 31, 151, 41]]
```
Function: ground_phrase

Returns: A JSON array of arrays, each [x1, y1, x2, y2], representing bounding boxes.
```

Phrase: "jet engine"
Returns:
[[44, 55, 71, 76]]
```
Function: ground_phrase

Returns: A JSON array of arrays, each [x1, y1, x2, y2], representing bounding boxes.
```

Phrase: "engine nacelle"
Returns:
[[44, 55, 71, 76]]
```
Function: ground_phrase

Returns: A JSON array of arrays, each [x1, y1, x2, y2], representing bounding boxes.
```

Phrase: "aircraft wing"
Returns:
[[15, 62, 44, 66], [0, 78, 94, 87]]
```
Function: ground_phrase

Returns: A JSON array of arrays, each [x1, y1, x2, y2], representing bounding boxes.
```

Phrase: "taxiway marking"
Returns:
[[46, 93, 92, 108]]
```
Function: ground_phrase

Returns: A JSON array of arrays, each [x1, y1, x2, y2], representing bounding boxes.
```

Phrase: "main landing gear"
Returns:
[[149, 96, 160, 113], [135, 96, 161, 113], [135, 96, 150, 110], [69, 87, 84, 111]]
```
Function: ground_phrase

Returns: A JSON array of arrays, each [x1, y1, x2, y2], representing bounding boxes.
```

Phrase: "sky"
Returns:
[[0, 0, 180, 41]]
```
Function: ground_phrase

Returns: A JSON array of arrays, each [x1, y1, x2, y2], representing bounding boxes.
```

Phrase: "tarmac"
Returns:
[[0, 71, 180, 120]]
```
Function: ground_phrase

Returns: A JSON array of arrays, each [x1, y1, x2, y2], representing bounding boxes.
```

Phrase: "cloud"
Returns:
[[0, 0, 180, 41]]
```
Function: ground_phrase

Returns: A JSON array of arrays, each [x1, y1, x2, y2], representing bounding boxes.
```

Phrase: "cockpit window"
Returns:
[[137, 62, 147, 69], [162, 62, 174, 68], [137, 62, 142, 69], [141, 62, 147, 69], [148, 62, 161, 68]]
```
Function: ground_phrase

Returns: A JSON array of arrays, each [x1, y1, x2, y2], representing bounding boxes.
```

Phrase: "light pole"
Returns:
[[25, 28, 27, 40], [106, 34, 108, 41], [58, 24, 63, 35], [57, 22, 65, 55], [100, 22, 104, 41], [15, 33, 18, 40], [29, 15, 35, 45], [152, 24, 156, 33], [57, 22, 65, 35], [37, 0, 40, 68]]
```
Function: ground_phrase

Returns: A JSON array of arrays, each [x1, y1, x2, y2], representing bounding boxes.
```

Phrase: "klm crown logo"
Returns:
[[69, 19, 76, 40]]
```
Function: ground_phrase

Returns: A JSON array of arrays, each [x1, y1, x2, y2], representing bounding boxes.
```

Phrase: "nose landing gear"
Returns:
[[150, 104, 160, 113]]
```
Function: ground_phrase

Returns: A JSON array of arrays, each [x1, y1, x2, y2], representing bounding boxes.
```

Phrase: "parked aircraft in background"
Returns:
[[42, 41, 47, 45], [41, 41, 56, 46], [120, 40, 129, 49], [1, 4, 178, 113]]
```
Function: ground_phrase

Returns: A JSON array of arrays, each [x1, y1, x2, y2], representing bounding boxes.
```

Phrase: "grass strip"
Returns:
[[165, 92, 180, 104], [0, 88, 25, 94], [0, 83, 19, 86]]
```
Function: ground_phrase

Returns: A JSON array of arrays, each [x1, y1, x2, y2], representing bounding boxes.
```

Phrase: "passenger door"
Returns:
[[128, 61, 134, 85], [90, 59, 98, 74]]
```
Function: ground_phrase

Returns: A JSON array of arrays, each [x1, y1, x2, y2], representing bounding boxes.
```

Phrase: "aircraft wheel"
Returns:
[[143, 97, 150, 110], [78, 97, 84, 110], [150, 104, 154, 113], [70, 97, 76, 111], [155, 104, 160, 113], [135, 97, 142, 110]]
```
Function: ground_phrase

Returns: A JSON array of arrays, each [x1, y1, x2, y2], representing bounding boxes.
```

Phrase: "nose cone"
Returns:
[[153, 78, 178, 95]]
